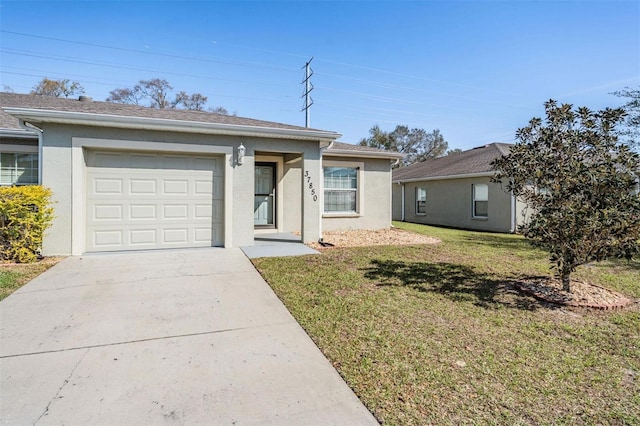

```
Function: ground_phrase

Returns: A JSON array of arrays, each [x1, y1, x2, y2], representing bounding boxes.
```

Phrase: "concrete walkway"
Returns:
[[0, 248, 376, 425], [241, 233, 320, 259]]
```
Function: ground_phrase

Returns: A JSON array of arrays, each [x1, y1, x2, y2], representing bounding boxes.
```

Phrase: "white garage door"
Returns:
[[86, 150, 224, 252]]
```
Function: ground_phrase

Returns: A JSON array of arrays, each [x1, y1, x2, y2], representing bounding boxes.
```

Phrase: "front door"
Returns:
[[254, 163, 276, 228]]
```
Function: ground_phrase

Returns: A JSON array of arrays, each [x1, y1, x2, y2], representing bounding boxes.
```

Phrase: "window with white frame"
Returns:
[[0, 152, 39, 186], [473, 183, 488, 218], [324, 166, 358, 213], [415, 187, 426, 214]]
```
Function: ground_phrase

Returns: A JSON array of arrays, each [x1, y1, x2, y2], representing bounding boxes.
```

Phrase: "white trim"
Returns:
[[4, 108, 341, 142], [394, 171, 494, 184], [472, 183, 489, 219], [324, 149, 404, 160], [0, 128, 39, 139], [70, 137, 234, 255], [415, 186, 427, 215], [322, 159, 365, 217]]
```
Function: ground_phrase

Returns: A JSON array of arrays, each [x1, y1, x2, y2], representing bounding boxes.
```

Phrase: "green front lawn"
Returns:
[[253, 222, 640, 425], [0, 258, 62, 301]]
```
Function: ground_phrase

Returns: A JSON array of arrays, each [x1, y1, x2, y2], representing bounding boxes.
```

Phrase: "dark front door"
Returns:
[[254, 163, 276, 228]]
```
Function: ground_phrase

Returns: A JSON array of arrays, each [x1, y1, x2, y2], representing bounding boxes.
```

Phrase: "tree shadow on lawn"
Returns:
[[363, 259, 555, 311]]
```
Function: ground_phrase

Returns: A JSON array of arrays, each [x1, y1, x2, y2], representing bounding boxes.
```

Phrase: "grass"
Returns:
[[253, 222, 640, 425], [0, 257, 62, 301]]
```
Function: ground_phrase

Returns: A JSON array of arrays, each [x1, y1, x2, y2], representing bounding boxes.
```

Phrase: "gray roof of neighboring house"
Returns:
[[0, 92, 327, 132], [392, 143, 512, 182]]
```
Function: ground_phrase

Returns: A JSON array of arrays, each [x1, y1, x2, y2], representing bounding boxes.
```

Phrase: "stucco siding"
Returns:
[[395, 177, 513, 232], [322, 157, 392, 232], [37, 123, 323, 254], [282, 161, 302, 233], [391, 183, 403, 220]]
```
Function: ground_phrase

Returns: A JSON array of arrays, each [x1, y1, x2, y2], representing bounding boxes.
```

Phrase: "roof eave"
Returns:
[[324, 148, 405, 160], [0, 127, 39, 139], [393, 171, 495, 183], [2, 108, 342, 142]]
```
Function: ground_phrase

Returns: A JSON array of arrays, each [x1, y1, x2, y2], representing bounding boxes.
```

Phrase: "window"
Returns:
[[473, 184, 488, 218], [324, 166, 358, 213], [415, 187, 426, 214], [0, 153, 39, 185]]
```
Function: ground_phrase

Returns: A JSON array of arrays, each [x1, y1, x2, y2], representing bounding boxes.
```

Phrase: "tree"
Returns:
[[106, 87, 142, 105], [447, 148, 463, 155], [359, 124, 448, 166], [173, 91, 207, 110], [106, 78, 220, 112], [492, 100, 640, 292], [612, 86, 640, 150], [31, 78, 84, 98]]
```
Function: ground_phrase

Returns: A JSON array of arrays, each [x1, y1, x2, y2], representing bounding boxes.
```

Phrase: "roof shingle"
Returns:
[[0, 92, 329, 132], [392, 143, 512, 181]]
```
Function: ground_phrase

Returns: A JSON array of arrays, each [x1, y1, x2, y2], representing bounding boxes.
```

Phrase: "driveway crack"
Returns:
[[33, 348, 89, 424]]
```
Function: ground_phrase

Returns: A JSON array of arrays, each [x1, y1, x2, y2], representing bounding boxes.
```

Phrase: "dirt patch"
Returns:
[[513, 277, 633, 310], [307, 227, 440, 250]]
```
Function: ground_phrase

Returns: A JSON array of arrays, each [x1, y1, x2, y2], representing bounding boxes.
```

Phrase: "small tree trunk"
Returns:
[[560, 272, 571, 292]]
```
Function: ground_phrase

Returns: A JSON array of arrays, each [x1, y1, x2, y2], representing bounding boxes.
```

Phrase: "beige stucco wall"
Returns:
[[394, 176, 514, 233], [321, 157, 393, 232], [37, 123, 323, 255], [282, 159, 302, 233]]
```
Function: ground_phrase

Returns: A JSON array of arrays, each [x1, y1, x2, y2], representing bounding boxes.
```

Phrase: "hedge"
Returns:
[[0, 186, 54, 263]]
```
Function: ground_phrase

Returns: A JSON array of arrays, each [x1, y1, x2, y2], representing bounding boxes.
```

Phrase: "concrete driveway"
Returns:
[[0, 248, 377, 425]]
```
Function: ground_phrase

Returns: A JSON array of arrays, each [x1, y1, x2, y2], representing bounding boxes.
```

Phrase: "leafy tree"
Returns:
[[31, 78, 84, 98], [447, 148, 463, 155], [492, 100, 640, 292], [612, 86, 640, 150], [359, 124, 448, 166], [106, 78, 223, 112]]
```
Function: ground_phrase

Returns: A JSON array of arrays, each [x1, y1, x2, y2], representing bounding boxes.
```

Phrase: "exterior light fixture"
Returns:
[[237, 143, 246, 165]]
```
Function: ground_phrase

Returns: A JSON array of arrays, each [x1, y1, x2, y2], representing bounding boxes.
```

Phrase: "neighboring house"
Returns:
[[392, 143, 529, 233], [1, 92, 402, 255]]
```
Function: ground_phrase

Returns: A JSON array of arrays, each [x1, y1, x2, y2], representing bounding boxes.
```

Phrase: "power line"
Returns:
[[0, 30, 299, 74], [0, 49, 294, 89]]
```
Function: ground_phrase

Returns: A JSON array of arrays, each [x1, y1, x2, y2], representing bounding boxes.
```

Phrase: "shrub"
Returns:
[[0, 186, 54, 263]]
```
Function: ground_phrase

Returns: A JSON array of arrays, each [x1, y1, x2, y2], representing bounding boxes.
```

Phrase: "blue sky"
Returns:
[[1, 0, 638, 150]]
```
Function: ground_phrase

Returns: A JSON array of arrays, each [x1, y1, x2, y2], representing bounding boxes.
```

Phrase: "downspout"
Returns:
[[18, 119, 43, 184], [510, 192, 516, 233], [390, 159, 400, 226], [401, 182, 405, 222]]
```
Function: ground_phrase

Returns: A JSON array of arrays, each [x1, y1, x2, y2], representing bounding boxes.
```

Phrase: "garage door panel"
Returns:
[[93, 205, 123, 221], [130, 179, 156, 194], [130, 204, 157, 220], [130, 229, 157, 245], [163, 204, 188, 219], [162, 179, 188, 195], [86, 151, 224, 252], [94, 178, 123, 195]]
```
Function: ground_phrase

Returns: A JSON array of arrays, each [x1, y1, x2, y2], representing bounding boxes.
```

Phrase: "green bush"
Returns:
[[0, 186, 54, 263]]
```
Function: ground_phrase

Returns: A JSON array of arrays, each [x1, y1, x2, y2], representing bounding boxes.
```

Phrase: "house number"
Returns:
[[305, 171, 318, 202]]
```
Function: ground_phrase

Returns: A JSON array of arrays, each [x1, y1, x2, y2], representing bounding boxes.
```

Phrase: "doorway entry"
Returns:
[[254, 162, 276, 228]]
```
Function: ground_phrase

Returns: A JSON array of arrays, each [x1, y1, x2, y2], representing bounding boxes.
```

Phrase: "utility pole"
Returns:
[[301, 57, 314, 128]]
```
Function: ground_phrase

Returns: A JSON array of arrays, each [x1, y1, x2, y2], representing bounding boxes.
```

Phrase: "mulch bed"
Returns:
[[308, 228, 440, 250], [513, 277, 633, 310]]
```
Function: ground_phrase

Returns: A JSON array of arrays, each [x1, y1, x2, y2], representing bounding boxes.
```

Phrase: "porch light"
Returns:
[[237, 143, 246, 165]]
